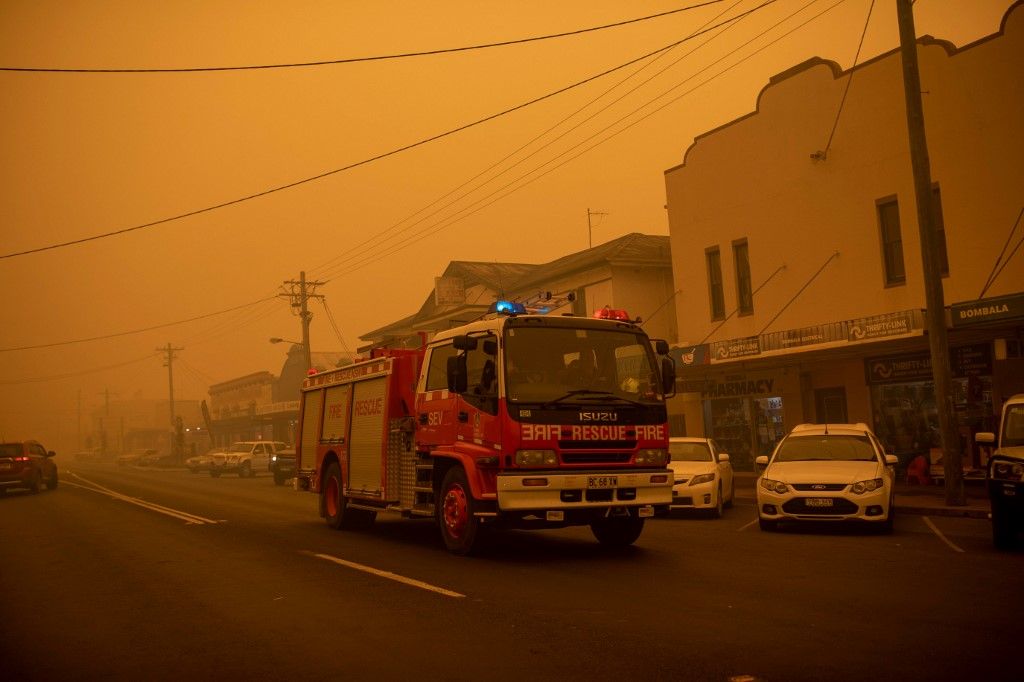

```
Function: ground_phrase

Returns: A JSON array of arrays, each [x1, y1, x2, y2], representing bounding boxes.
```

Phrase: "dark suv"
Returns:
[[0, 440, 59, 494]]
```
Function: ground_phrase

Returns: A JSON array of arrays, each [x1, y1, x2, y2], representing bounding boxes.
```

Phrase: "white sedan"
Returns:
[[667, 437, 734, 518], [755, 423, 897, 532]]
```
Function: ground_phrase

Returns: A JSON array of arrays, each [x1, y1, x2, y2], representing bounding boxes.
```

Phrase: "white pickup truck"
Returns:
[[976, 393, 1024, 550], [209, 441, 288, 478]]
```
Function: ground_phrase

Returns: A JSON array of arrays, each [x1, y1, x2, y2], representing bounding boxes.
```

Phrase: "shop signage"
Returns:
[[710, 336, 761, 360], [670, 344, 710, 366], [848, 311, 916, 341], [715, 310, 923, 360], [951, 293, 1024, 327], [701, 377, 776, 398], [865, 343, 992, 384], [256, 400, 301, 416]]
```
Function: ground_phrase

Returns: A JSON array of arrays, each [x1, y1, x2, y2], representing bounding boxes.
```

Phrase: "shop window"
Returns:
[[705, 247, 725, 321], [732, 239, 753, 315], [704, 398, 753, 471], [877, 197, 906, 286], [754, 396, 784, 456], [668, 413, 687, 437]]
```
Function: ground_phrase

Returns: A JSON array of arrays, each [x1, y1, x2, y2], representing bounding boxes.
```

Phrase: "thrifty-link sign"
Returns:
[[521, 424, 665, 441]]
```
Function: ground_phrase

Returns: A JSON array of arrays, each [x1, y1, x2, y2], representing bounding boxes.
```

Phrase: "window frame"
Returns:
[[705, 246, 725, 321], [876, 195, 906, 287], [732, 238, 753, 316]]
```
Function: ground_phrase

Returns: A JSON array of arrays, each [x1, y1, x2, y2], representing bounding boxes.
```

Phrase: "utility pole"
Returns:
[[587, 208, 608, 249], [97, 387, 116, 454], [280, 271, 324, 371], [896, 0, 964, 506], [158, 343, 184, 458]]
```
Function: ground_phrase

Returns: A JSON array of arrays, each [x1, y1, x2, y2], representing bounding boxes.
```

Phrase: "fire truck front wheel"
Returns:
[[438, 467, 484, 555], [590, 514, 645, 547]]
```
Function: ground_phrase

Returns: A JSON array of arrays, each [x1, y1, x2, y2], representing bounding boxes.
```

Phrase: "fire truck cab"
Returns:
[[295, 303, 676, 554]]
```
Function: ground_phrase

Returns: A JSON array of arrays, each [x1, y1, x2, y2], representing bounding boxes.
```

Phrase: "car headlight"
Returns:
[[271, 455, 278, 463], [992, 461, 1024, 481], [515, 449, 557, 467], [850, 478, 884, 494], [759, 477, 789, 494], [635, 448, 668, 466], [689, 473, 715, 486]]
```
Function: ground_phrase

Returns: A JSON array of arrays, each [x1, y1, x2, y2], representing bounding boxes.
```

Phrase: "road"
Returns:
[[1, 462, 1020, 682]]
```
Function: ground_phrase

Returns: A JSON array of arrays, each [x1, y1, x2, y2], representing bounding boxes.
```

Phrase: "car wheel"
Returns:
[[725, 479, 735, 508], [239, 461, 252, 478], [46, 470, 58, 490], [758, 517, 777, 532], [28, 469, 42, 494], [992, 502, 1016, 550], [438, 467, 484, 554], [710, 484, 724, 519]]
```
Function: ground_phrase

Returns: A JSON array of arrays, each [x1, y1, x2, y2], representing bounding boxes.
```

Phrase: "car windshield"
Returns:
[[229, 443, 252, 453], [1001, 403, 1024, 447], [669, 442, 713, 462], [504, 325, 662, 405], [773, 434, 878, 462]]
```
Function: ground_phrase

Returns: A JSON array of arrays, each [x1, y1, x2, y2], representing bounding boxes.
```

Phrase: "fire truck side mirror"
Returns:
[[660, 357, 677, 398], [654, 339, 670, 355], [452, 335, 478, 351], [447, 354, 468, 393], [482, 339, 497, 356]]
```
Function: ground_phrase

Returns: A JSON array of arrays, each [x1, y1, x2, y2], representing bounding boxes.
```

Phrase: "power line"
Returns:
[[819, 0, 877, 159], [316, 0, 838, 282], [1, 2, 725, 73], [0, 296, 277, 352], [0, 354, 159, 385], [0, 1, 777, 261], [307, 0, 751, 282]]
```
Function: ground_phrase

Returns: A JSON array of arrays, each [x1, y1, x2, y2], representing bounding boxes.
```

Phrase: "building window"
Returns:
[[877, 197, 906, 286], [705, 247, 725, 321], [932, 185, 949, 276], [733, 239, 753, 315]]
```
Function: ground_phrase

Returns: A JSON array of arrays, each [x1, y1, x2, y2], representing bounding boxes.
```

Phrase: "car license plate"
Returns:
[[805, 497, 833, 507], [588, 475, 617, 489]]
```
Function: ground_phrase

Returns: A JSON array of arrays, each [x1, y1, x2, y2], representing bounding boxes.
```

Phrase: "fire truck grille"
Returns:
[[560, 452, 632, 464], [558, 440, 635, 450]]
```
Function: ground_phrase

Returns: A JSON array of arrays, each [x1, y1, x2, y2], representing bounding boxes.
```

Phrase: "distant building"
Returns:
[[88, 398, 203, 455], [663, 4, 1024, 470]]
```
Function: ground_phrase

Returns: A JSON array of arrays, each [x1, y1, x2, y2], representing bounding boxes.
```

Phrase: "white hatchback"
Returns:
[[668, 437, 734, 518], [755, 423, 897, 532]]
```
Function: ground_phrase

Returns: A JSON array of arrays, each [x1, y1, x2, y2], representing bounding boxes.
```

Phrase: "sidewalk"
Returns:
[[733, 472, 990, 519]]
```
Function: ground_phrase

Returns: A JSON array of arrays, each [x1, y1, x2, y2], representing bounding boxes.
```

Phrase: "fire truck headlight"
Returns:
[[635, 449, 668, 466], [515, 450, 558, 467]]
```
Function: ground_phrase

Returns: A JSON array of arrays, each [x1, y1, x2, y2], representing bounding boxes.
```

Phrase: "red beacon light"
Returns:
[[593, 306, 632, 322], [306, 368, 319, 376]]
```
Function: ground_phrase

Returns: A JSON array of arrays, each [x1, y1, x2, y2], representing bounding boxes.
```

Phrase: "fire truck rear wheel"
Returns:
[[438, 466, 483, 555], [590, 514, 644, 547], [323, 462, 349, 530]]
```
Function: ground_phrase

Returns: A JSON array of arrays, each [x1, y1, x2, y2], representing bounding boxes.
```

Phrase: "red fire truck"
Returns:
[[294, 302, 676, 554]]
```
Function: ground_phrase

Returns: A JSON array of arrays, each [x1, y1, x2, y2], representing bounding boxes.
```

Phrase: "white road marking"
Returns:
[[64, 473, 221, 525], [308, 551, 465, 598], [923, 516, 965, 553], [737, 518, 758, 532]]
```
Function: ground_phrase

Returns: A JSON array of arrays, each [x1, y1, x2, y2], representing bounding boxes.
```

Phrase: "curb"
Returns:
[[896, 504, 990, 519]]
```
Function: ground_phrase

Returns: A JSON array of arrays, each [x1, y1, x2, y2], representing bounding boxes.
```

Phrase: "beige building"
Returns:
[[663, 4, 1024, 471]]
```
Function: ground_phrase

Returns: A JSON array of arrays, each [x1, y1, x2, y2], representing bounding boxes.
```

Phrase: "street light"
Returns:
[[269, 337, 312, 372]]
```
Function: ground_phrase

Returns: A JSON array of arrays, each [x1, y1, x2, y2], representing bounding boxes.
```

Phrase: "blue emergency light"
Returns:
[[491, 300, 527, 315]]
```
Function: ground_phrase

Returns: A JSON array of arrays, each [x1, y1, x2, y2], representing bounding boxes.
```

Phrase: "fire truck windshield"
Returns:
[[504, 325, 662, 405]]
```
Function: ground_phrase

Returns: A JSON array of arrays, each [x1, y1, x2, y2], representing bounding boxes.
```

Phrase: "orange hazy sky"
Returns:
[[0, 0, 1015, 449]]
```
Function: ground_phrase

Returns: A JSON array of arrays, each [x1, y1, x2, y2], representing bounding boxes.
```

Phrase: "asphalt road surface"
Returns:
[[2, 461, 1020, 682]]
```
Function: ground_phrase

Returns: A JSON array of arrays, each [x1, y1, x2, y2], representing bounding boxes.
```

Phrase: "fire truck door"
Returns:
[[349, 377, 387, 496], [416, 343, 459, 448], [458, 339, 501, 452]]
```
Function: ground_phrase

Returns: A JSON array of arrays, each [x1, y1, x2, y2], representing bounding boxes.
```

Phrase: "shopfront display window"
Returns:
[[705, 397, 752, 471], [870, 375, 993, 468], [755, 396, 785, 456]]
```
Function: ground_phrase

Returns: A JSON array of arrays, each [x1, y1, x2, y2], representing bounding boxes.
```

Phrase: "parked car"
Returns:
[[138, 450, 176, 467], [270, 447, 296, 486], [0, 440, 58, 494], [209, 441, 288, 478], [755, 423, 897, 532], [667, 437, 734, 517], [73, 447, 107, 463], [976, 393, 1024, 549], [186, 452, 217, 474], [117, 448, 157, 467]]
